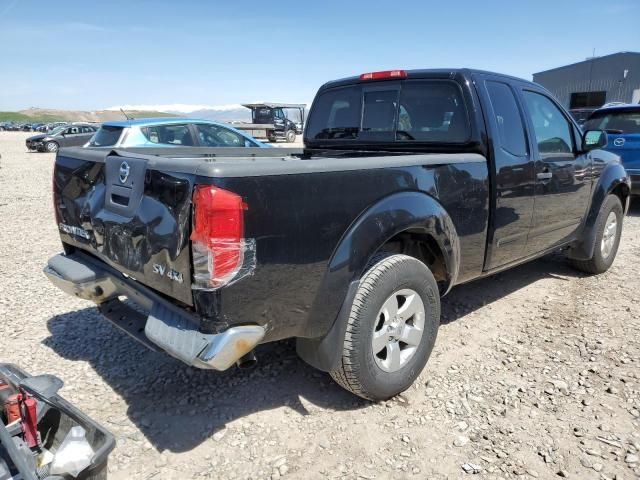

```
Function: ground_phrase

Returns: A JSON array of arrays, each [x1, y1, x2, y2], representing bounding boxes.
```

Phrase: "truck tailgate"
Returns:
[[53, 150, 194, 305]]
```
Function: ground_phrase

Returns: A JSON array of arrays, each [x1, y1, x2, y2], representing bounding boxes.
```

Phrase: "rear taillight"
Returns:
[[191, 185, 248, 289], [359, 70, 407, 81]]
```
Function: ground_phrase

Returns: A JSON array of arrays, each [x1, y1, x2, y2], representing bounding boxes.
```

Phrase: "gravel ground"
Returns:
[[0, 131, 639, 480]]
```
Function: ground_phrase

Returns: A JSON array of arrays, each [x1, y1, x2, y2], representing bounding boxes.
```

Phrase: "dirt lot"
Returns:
[[0, 131, 638, 479]]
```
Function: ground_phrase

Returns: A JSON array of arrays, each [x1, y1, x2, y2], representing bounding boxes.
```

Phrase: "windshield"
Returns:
[[48, 126, 66, 136], [583, 109, 640, 134], [88, 125, 123, 147], [306, 80, 470, 144]]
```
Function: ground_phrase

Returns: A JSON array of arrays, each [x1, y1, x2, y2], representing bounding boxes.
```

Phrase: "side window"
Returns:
[[522, 91, 574, 155], [197, 124, 246, 147], [486, 81, 527, 157], [142, 124, 193, 145], [69, 127, 79, 134]]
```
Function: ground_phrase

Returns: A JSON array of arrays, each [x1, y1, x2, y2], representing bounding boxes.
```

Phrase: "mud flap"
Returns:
[[296, 280, 359, 372]]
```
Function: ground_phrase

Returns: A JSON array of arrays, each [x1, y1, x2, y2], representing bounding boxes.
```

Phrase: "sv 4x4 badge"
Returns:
[[152, 264, 184, 284]]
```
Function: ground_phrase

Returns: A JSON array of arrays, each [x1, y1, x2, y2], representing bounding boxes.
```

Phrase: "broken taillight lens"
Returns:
[[191, 185, 247, 289]]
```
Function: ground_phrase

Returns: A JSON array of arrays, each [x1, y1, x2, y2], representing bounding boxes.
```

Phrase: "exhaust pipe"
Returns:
[[236, 351, 257, 369]]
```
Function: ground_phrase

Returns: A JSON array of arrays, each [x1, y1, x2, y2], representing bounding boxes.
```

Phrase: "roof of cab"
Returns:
[[101, 118, 223, 128], [318, 68, 533, 90]]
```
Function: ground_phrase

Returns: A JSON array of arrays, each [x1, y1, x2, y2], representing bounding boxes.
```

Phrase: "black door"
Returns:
[[477, 76, 536, 269], [519, 89, 592, 254]]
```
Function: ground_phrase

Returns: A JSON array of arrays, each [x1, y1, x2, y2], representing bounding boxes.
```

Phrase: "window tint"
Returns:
[[362, 90, 397, 133], [306, 81, 470, 143], [486, 82, 527, 156], [583, 109, 640, 134], [88, 126, 123, 147], [142, 124, 194, 146], [397, 81, 469, 142], [306, 86, 361, 140], [68, 127, 79, 134], [81, 126, 94, 134], [196, 124, 254, 147], [523, 91, 573, 154], [254, 108, 272, 123]]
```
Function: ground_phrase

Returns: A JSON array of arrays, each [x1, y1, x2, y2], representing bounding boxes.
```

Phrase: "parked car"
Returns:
[[36, 122, 67, 133], [569, 108, 596, 126], [86, 118, 268, 148], [0, 122, 18, 131], [584, 104, 640, 195], [45, 68, 629, 401], [26, 123, 97, 152]]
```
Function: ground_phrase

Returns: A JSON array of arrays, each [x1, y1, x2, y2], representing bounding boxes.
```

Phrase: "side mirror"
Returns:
[[581, 130, 607, 152]]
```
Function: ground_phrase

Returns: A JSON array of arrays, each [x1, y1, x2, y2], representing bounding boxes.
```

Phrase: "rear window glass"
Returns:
[[253, 108, 273, 123], [583, 110, 640, 134], [306, 80, 470, 143], [88, 125, 123, 147], [486, 81, 527, 157]]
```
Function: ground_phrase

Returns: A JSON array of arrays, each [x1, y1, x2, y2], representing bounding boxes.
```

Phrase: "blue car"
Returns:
[[584, 105, 640, 195], [86, 118, 269, 149]]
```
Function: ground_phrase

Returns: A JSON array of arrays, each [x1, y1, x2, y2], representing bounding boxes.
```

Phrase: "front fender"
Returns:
[[297, 191, 459, 371], [569, 156, 630, 260]]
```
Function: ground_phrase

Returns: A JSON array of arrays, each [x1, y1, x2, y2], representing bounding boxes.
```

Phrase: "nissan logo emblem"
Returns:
[[613, 138, 625, 147], [119, 161, 130, 183]]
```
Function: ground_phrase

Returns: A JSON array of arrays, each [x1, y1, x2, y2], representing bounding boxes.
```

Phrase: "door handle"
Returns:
[[537, 171, 553, 180]]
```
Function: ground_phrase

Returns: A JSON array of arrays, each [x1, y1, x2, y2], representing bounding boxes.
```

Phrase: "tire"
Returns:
[[285, 130, 296, 143], [569, 194, 623, 274], [45, 141, 59, 153], [330, 254, 440, 401]]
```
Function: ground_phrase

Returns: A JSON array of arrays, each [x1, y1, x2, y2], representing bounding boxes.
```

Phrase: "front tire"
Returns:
[[569, 194, 623, 274], [285, 129, 296, 143], [330, 254, 440, 401], [45, 141, 59, 153]]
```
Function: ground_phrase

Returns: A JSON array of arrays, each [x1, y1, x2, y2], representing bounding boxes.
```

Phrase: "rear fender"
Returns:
[[569, 161, 630, 260], [297, 191, 459, 371]]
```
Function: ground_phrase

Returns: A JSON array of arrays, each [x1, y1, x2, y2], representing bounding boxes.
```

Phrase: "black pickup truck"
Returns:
[[45, 69, 630, 401]]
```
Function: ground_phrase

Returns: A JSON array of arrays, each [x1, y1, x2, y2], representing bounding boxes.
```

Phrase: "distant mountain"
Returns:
[[1, 108, 176, 123], [109, 103, 251, 123], [1, 102, 309, 125], [108, 103, 309, 123]]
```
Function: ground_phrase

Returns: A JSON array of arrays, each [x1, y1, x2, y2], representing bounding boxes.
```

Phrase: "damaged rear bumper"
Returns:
[[44, 252, 265, 370]]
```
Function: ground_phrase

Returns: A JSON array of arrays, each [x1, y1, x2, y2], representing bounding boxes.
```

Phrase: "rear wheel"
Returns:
[[569, 194, 623, 274], [330, 254, 440, 401], [285, 129, 296, 143], [45, 141, 59, 153]]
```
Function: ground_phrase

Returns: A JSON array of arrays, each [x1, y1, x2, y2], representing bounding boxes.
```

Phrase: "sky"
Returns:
[[0, 0, 638, 111]]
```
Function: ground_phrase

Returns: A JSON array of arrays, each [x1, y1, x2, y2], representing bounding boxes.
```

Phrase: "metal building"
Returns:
[[533, 51, 640, 109]]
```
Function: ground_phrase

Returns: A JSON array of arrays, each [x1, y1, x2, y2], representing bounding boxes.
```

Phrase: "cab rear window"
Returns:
[[306, 80, 470, 144], [88, 125, 123, 147]]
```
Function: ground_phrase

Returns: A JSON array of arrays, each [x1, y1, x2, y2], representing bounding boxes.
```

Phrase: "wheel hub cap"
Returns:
[[372, 288, 425, 373], [601, 211, 618, 259]]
